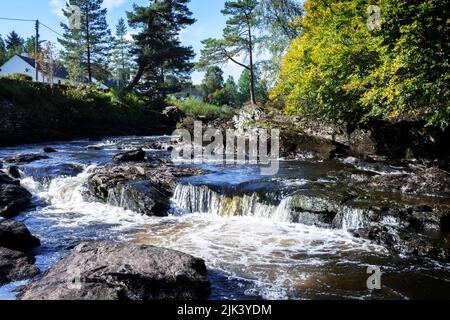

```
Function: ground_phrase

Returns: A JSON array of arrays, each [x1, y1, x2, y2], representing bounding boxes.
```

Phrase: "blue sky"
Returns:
[[0, 0, 243, 83]]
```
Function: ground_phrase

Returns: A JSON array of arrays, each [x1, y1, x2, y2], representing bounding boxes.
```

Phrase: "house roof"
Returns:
[[17, 55, 69, 79]]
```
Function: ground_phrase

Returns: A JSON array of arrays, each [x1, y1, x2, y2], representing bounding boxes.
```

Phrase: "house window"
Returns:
[[58, 80, 61, 85]]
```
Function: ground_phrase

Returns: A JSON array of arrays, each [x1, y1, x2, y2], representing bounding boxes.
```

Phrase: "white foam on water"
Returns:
[[21, 165, 152, 230], [17, 166, 387, 300], [136, 212, 387, 300]]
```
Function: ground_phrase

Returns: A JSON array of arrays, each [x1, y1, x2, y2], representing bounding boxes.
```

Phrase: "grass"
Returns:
[[167, 96, 234, 119]]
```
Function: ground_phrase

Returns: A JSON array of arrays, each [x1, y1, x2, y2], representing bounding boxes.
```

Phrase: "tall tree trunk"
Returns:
[[126, 63, 144, 91], [248, 23, 257, 105], [85, 6, 92, 83]]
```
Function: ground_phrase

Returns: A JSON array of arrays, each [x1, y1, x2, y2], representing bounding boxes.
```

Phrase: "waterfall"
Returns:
[[171, 184, 294, 223]]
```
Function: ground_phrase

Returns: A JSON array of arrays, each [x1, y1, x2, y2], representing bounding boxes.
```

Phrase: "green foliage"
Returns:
[[1, 73, 33, 81], [362, 0, 450, 128], [0, 79, 156, 134], [127, 0, 196, 97], [167, 96, 234, 119], [257, 0, 303, 84], [238, 69, 269, 104], [5, 31, 23, 51], [110, 18, 133, 89], [107, 88, 144, 109], [198, 66, 225, 103], [0, 35, 6, 65], [272, 0, 449, 128], [198, 0, 260, 104]]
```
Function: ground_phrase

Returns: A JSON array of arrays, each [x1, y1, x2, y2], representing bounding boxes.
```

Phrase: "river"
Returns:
[[1, 136, 449, 300]]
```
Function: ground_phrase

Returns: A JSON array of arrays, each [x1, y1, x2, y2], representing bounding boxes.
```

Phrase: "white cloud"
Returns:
[[49, 0, 65, 18]]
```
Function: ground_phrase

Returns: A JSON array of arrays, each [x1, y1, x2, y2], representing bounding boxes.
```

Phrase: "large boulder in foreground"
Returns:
[[0, 247, 40, 285], [0, 220, 40, 252], [21, 242, 211, 300], [0, 172, 32, 218]]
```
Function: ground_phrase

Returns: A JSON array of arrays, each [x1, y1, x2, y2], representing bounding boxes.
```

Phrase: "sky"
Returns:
[[0, 0, 244, 84]]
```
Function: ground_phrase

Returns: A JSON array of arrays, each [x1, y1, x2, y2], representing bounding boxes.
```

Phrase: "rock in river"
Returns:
[[0, 219, 41, 252], [113, 149, 146, 162], [42, 147, 57, 153], [0, 247, 40, 286], [0, 172, 32, 218], [20, 242, 211, 300], [87, 164, 205, 217], [3, 154, 49, 164], [7, 166, 21, 179]]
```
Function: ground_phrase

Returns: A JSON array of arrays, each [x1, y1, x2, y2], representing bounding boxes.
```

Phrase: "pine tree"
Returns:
[[59, 0, 112, 83], [198, 66, 224, 103], [5, 31, 24, 51], [198, 0, 260, 105], [24, 36, 44, 57], [126, 0, 196, 100], [111, 18, 132, 88], [0, 35, 6, 65]]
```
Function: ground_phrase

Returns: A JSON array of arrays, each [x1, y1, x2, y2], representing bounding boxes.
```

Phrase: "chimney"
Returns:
[[21, 52, 29, 58]]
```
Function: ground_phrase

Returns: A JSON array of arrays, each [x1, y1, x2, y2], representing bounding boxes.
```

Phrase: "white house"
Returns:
[[0, 54, 109, 89]]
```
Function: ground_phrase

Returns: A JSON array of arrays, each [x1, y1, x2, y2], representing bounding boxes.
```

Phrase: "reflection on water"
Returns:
[[0, 136, 449, 300]]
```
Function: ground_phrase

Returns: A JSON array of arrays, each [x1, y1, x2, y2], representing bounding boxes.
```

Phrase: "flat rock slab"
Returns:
[[3, 154, 49, 164], [0, 247, 40, 285], [20, 242, 211, 300], [0, 219, 41, 252]]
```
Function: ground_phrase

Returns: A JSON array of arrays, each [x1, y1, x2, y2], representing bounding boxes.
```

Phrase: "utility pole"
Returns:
[[35, 19, 39, 82]]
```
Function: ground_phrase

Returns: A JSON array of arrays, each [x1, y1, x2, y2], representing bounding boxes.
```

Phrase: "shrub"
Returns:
[[167, 96, 234, 119], [1, 73, 33, 81]]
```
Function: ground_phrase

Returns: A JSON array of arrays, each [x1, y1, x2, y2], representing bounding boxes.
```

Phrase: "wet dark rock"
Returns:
[[347, 166, 450, 197], [163, 106, 186, 126], [86, 145, 103, 150], [113, 149, 146, 162], [20, 242, 211, 300], [0, 247, 40, 286], [87, 164, 206, 216], [3, 154, 49, 164], [146, 140, 175, 151], [7, 166, 21, 179], [42, 147, 57, 153], [0, 172, 32, 218], [0, 220, 41, 252]]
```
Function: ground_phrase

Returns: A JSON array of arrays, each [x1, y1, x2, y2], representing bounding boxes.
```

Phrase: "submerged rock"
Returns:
[[20, 242, 211, 300], [0, 220, 41, 252], [0, 172, 32, 218], [0, 247, 40, 286], [42, 147, 57, 153], [113, 149, 146, 162], [3, 154, 49, 164]]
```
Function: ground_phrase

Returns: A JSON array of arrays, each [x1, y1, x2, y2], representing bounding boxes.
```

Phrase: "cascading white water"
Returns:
[[172, 184, 295, 223], [20, 165, 150, 229]]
